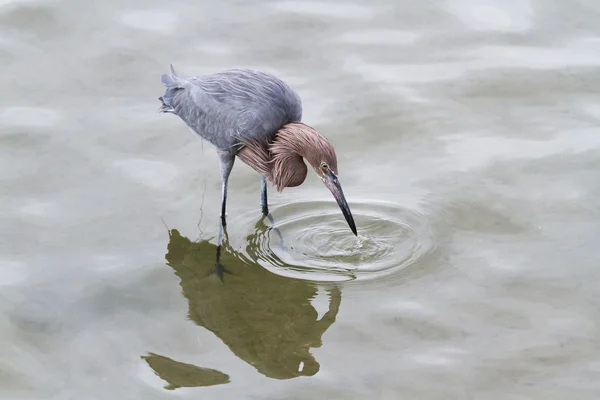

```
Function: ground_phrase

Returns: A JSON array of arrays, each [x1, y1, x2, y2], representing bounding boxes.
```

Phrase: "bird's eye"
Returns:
[[320, 162, 328, 170]]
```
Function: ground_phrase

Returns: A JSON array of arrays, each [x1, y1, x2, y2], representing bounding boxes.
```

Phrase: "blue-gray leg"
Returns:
[[212, 215, 232, 281], [259, 176, 285, 247], [260, 176, 268, 215], [218, 151, 235, 227]]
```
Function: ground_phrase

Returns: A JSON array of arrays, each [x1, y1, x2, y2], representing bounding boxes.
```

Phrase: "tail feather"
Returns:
[[158, 64, 183, 113], [160, 64, 181, 87]]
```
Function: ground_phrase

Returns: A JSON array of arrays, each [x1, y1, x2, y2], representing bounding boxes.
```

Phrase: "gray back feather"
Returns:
[[159, 65, 303, 153]]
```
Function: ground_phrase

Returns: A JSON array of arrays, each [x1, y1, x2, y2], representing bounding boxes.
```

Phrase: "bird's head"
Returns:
[[269, 122, 357, 236], [312, 158, 357, 236]]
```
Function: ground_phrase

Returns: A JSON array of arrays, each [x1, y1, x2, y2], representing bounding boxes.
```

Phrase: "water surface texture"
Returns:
[[2, 0, 600, 399]]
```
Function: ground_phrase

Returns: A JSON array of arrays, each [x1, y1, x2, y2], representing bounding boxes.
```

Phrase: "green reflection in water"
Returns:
[[162, 226, 341, 380], [142, 353, 230, 390]]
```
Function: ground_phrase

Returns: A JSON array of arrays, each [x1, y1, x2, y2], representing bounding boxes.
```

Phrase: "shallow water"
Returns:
[[2, 0, 600, 398]]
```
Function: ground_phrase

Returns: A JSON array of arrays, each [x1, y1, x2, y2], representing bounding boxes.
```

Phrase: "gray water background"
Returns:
[[2, 0, 600, 398]]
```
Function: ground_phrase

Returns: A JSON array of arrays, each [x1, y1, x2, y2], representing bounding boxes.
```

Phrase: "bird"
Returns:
[[158, 65, 357, 236]]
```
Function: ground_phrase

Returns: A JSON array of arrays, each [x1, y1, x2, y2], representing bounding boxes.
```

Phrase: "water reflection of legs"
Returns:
[[264, 212, 285, 249], [212, 219, 231, 281]]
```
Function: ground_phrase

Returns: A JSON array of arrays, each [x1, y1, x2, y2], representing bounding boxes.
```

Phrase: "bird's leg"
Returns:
[[216, 213, 230, 248], [213, 195, 232, 281], [210, 217, 231, 282], [218, 151, 235, 227], [260, 176, 269, 216]]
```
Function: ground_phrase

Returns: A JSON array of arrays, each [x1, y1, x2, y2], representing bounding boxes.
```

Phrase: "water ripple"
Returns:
[[240, 200, 434, 282]]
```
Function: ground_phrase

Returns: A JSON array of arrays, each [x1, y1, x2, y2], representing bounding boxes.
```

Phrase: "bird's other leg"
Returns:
[[218, 151, 235, 227], [258, 177, 285, 248], [260, 176, 268, 216]]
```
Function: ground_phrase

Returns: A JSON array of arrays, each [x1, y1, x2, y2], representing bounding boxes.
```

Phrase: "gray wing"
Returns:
[[159, 65, 303, 152]]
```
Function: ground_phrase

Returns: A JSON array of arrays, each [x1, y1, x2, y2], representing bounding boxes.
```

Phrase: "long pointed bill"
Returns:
[[324, 172, 357, 236]]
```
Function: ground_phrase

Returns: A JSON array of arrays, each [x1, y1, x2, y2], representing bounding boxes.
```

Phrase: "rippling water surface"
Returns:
[[238, 200, 434, 282], [2, 0, 600, 398]]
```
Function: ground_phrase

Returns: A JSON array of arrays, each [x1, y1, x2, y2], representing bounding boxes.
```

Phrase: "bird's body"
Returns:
[[160, 67, 302, 153], [159, 65, 357, 236]]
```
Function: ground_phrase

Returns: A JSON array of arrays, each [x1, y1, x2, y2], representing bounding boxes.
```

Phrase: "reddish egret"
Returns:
[[159, 65, 357, 236]]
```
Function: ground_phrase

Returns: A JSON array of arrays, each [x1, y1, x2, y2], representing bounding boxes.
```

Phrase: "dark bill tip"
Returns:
[[325, 173, 357, 236]]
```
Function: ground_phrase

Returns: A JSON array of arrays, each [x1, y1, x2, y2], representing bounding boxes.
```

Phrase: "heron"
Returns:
[[158, 65, 357, 236]]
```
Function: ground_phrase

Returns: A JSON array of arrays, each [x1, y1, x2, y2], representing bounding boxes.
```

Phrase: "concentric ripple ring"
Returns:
[[240, 199, 435, 282]]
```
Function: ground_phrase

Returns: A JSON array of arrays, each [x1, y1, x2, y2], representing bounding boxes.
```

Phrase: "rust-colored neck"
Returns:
[[237, 122, 338, 192]]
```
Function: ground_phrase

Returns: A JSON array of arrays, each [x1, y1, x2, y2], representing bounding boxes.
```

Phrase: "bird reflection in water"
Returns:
[[141, 353, 230, 390], [146, 220, 342, 385]]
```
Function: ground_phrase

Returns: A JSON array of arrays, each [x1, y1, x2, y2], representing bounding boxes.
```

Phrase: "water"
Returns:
[[2, 0, 600, 398]]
